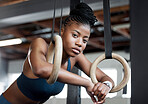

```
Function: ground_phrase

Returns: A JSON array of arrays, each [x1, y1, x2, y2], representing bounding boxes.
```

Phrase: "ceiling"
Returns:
[[0, 0, 130, 60]]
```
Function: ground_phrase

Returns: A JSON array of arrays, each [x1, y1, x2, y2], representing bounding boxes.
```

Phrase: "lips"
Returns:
[[72, 48, 81, 54]]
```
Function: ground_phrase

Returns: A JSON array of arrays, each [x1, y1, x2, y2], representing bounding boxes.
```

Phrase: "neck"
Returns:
[[62, 50, 70, 64]]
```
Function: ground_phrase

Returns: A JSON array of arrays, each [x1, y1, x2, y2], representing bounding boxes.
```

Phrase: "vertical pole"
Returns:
[[67, 1, 83, 104], [130, 0, 148, 103], [67, 66, 81, 104]]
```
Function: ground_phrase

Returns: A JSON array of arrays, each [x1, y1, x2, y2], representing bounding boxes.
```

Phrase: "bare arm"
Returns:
[[76, 53, 115, 103], [76, 53, 114, 86], [28, 38, 93, 89]]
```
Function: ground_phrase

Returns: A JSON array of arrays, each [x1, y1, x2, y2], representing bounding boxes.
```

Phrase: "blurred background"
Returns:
[[0, 0, 131, 104]]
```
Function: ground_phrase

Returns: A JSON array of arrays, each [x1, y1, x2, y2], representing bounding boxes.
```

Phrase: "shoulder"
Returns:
[[67, 53, 85, 68], [31, 38, 47, 47], [75, 53, 92, 66], [30, 38, 48, 53], [75, 53, 88, 63], [73, 53, 92, 72]]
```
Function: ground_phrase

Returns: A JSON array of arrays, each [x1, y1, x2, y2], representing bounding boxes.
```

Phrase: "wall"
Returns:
[[0, 52, 9, 94]]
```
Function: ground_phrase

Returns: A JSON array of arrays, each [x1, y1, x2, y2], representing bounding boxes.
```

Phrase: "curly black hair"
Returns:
[[63, 2, 97, 27]]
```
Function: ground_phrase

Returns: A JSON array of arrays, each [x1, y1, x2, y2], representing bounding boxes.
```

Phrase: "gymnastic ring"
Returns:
[[90, 53, 130, 93], [46, 35, 63, 84]]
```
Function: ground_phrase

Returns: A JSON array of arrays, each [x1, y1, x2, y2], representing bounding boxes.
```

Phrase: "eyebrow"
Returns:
[[73, 30, 89, 38], [73, 30, 81, 35]]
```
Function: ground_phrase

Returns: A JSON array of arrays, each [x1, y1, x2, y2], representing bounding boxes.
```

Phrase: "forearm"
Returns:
[[33, 63, 91, 88], [99, 75, 115, 88], [57, 69, 91, 88], [94, 67, 115, 88]]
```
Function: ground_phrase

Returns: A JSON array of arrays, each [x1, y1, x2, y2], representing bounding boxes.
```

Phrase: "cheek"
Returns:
[[65, 34, 75, 44], [82, 44, 87, 50], [63, 35, 74, 48]]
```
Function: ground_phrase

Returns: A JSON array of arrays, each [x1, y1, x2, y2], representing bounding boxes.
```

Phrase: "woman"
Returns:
[[0, 3, 114, 104]]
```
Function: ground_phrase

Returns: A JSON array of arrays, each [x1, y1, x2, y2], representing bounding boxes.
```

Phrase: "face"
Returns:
[[61, 22, 90, 57]]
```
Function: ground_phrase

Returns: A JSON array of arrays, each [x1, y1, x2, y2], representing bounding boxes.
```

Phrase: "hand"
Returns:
[[85, 81, 97, 103], [85, 81, 102, 103], [92, 82, 111, 104]]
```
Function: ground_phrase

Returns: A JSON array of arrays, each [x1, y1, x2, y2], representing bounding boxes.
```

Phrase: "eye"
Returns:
[[72, 34, 78, 38], [83, 39, 88, 44]]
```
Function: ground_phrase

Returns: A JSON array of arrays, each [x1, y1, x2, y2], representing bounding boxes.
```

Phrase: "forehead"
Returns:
[[65, 22, 90, 36]]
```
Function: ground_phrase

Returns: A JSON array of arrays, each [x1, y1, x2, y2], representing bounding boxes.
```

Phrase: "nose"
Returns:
[[76, 38, 82, 47]]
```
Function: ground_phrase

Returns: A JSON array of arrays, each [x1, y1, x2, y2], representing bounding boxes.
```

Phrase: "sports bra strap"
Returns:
[[67, 58, 71, 72]]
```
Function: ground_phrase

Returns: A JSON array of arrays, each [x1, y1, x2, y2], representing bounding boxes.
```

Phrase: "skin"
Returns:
[[2, 21, 114, 104]]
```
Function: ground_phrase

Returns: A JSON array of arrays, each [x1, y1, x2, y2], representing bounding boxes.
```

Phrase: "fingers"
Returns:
[[96, 98, 105, 104], [87, 91, 97, 103], [93, 98, 105, 104], [92, 82, 110, 102], [92, 82, 101, 93], [91, 95, 97, 103], [87, 90, 103, 104]]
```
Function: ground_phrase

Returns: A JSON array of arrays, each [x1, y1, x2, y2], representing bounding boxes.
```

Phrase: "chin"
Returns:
[[69, 52, 80, 57]]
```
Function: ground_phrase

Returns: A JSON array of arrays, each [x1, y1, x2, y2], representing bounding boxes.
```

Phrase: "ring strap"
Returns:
[[51, 0, 56, 43], [59, 0, 63, 36], [103, 0, 112, 59]]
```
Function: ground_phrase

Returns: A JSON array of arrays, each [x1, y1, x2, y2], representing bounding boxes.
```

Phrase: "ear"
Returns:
[[60, 27, 64, 36]]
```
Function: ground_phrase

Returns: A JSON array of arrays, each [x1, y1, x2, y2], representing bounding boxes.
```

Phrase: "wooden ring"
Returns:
[[46, 35, 63, 84], [90, 53, 130, 93]]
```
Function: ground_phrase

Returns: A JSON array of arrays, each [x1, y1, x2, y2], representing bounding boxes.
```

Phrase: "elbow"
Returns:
[[33, 67, 43, 77], [32, 65, 51, 79]]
